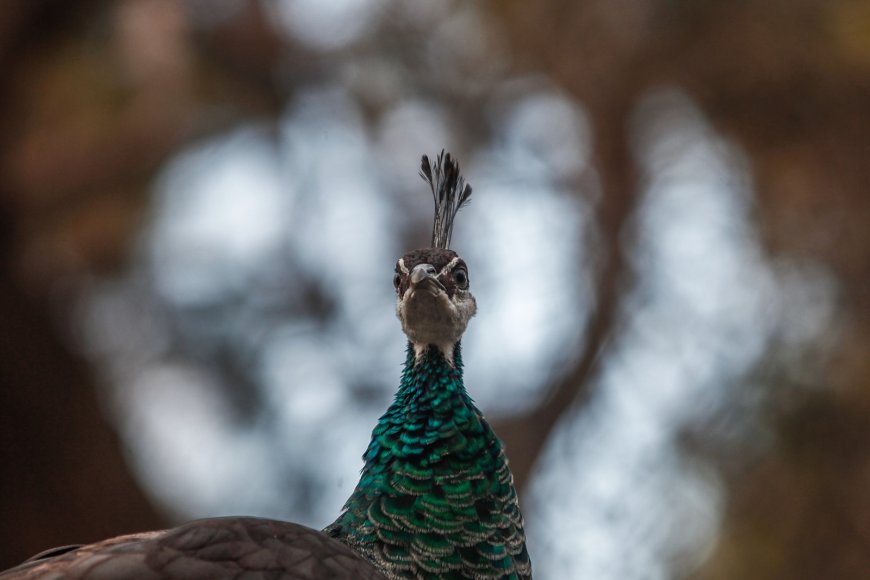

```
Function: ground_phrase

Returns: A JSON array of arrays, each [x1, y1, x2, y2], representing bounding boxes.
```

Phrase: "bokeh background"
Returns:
[[1, 1, 868, 578]]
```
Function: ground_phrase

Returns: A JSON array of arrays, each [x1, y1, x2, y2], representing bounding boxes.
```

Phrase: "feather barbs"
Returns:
[[419, 151, 472, 250]]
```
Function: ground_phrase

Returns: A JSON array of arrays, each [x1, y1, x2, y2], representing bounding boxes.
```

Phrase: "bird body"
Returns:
[[2, 152, 531, 579]]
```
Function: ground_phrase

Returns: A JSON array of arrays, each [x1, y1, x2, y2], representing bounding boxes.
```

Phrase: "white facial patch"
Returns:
[[438, 256, 461, 277], [395, 257, 476, 367]]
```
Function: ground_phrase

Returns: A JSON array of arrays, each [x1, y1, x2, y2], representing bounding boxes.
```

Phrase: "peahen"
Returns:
[[2, 152, 532, 580]]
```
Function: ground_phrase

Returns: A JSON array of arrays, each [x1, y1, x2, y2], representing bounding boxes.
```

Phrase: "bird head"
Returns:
[[394, 151, 475, 363], [394, 247, 477, 361]]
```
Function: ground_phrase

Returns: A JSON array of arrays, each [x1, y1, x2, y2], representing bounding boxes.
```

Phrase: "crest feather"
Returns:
[[419, 150, 472, 249]]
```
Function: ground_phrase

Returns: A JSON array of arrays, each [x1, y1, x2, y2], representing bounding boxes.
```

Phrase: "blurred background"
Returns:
[[1, 1, 868, 578]]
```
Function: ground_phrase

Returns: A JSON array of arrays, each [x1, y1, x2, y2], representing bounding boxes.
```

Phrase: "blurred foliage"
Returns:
[[0, 0, 868, 578]]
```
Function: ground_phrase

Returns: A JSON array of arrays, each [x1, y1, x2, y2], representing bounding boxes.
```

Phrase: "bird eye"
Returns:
[[393, 273, 402, 290], [453, 268, 468, 289]]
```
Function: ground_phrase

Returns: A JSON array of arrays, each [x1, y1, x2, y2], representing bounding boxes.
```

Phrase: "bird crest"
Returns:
[[419, 150, 472, 250]]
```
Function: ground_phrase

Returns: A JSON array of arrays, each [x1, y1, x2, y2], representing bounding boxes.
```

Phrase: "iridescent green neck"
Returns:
[[326, 342, 532, 579]]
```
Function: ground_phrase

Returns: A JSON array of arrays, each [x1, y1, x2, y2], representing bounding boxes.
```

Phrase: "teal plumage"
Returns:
[[325, 343, 531, 579]]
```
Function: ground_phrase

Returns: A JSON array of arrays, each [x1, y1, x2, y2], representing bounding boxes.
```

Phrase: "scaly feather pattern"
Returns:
[[325, 343, 531, 579]]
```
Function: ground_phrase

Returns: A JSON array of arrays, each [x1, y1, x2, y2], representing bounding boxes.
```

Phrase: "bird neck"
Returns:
[[326, 341, 531, 578], [398, 340, 466, 402]]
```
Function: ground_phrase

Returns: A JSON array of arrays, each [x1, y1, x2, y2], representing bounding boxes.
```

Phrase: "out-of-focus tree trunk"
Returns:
[[0, 0, 287, 567], [0, 203, 165, 567], [0, 1, 168, 567]]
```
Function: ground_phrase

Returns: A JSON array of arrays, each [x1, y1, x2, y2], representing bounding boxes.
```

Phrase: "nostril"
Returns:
[[425, 265, 437, 275]]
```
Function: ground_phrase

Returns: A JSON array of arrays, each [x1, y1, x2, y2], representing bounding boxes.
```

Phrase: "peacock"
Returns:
[[1, 152, 532, 580]]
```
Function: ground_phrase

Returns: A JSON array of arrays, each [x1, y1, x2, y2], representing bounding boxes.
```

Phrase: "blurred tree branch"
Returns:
[[488, 0, 655, 495], [491, 99, 638, 493]]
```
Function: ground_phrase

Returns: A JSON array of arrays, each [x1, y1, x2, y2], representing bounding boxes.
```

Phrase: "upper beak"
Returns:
[[409, 263, 445, 294]]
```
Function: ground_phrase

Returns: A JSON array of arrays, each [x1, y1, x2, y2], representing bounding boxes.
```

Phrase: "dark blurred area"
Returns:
[[1, 1, 868, 578]]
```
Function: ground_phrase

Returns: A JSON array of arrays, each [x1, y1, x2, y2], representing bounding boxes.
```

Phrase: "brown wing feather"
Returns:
[[1, 517, 388, 580]]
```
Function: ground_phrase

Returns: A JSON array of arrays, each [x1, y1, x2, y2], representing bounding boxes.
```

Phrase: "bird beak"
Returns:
[[409, 264, 445, 295]]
